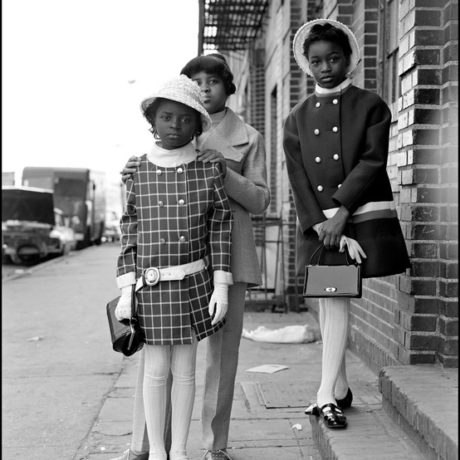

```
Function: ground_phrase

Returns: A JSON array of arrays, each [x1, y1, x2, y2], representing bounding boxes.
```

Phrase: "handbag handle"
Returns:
[[130, 285, 138, 322], [309, 244, 353, 266]]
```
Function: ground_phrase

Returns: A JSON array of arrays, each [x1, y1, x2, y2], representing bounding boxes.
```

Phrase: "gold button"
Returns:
[[160, 238, 166, 244], [315, 156, 321, 163], [315, 101, 321, 108], [177, 167, 184, 173], [156, 169, 162, 175], [317, 185, 323, 192], [338, 184, 342, 188], [178, 199, 185, 205], [333, 98, 338, 104], [179, 235, 186, 242], [333, 154, 339, 160], [314, 129, 320, 135], [332, 126, 338, 133], [158, 200, 164, 207]]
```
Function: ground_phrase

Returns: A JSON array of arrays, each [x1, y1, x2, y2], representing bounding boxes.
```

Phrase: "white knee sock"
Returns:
[[143, 345, 170, 460], [170, 342, 198, 460], [317, 298, 349, 408]]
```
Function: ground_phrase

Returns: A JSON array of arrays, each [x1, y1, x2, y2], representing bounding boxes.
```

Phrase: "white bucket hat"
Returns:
[[141, 75, 212, 132], [293, 18, 361, 77]]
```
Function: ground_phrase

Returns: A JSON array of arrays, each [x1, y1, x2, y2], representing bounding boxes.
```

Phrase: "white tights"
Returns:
[[317, 298, 350, 408], [143, 341, 198, 460]]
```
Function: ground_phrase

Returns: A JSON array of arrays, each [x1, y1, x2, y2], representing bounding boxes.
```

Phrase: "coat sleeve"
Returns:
[[332, 98, 391, 213], [223, 130, 270, 215], [283, 112, 326, 233], [116, 178, 137, 288], [208, 163, 233, 282]]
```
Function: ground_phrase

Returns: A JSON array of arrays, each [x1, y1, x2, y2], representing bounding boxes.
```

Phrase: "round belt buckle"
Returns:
[[144, 267, 160, 286]]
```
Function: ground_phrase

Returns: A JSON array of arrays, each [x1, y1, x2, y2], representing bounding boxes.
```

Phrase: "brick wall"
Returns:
[[218, 0, 457, 367], [395, 0, 458, 367]]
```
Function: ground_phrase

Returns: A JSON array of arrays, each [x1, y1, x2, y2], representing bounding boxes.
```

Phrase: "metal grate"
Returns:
[[199, 0, 269, 52]]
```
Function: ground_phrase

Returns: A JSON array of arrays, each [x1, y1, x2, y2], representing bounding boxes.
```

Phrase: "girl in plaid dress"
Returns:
[[114, 75, 233, 460]]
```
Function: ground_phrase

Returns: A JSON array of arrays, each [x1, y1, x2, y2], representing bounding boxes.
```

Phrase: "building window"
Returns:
[[378, 0, 400, 104], [270, 87, 278, 213]]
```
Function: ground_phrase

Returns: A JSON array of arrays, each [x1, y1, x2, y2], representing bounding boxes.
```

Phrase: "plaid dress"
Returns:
[[117, 154, 232, 345]]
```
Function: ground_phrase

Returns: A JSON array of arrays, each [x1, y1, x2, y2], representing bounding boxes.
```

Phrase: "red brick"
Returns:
[[410, 242, 438, 258], [415, 9, 442, 26], [411, 261, 439, 277], [411, 279, 438, 296], [442, 337, 458, 355], [439, 280, 458, 298], [405, 332, 442, 350], [412, 205, 440, 221], [411, 223, 443, 240], [415, 88, 441, 105], [439, 317, 459, 336], [416, 187, 442, 203], [413, 297, 441, 315]]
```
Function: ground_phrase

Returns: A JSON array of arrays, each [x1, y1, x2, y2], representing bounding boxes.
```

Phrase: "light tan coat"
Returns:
[[198, 108, 270, 286]]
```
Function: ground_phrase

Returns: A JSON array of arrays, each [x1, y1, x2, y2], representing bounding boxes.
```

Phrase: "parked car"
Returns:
[[2, 186, 76, 264], [102, 210, 121, 242]]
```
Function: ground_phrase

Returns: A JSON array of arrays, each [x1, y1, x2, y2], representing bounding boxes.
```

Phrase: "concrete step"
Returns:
[[379, 365, 458, 460], [307, 383, 427, 460]]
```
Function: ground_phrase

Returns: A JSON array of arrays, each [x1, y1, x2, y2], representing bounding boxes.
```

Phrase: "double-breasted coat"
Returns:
[[197, 108, 270, 286], [116, 153, 232, 345], [283, 84, 410, 278]]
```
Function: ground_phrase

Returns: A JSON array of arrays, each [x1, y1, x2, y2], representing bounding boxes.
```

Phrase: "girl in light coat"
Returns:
[[117, 55, 270, 460]]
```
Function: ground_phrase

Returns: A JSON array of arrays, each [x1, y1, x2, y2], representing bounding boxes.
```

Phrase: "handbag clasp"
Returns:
[[325, 287, 337, 292]]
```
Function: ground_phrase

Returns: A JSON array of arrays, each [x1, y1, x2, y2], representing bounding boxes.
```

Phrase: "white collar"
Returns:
[[315, 78, 352, 95], [147, 141, 197, 167]]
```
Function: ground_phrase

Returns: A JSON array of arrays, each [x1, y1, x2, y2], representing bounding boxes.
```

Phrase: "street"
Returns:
[[2, 244, 123, 460]]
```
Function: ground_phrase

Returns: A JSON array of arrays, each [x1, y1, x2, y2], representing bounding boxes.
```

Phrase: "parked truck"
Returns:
[[22, 167, 106, 249], [2, 186, 76, 264]]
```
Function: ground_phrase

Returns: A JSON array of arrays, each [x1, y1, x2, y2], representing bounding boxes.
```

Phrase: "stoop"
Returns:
[[379, 365, 458, 460]]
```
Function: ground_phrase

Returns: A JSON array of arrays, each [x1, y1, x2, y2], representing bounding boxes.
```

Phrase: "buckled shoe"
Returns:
[[202, 449, 233, 460], [110, 450, 149, 460]]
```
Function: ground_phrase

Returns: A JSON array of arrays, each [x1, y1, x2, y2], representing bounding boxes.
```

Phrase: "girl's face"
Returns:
[[191, 71, 227, 114], [153, 100, 198, 150], [307, 40, 350, 89]]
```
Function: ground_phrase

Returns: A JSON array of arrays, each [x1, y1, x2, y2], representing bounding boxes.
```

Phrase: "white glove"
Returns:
[[208, 282, 228, 325], [115, 286, 133, 321], [339, 236, 367, 264]]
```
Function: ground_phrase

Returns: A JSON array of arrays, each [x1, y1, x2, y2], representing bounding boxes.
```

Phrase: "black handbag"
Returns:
[[106, 285, 144, 356], [303, 244, 362, 298]]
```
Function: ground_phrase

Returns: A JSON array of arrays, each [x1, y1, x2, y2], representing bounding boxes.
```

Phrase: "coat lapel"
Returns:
[[199, 109, 249, 159]]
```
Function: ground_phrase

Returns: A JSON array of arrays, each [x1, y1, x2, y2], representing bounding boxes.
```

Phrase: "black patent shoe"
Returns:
[[320, 403, 347, 429], [336, 388, 353, 410], [304, 402, 319, 415]]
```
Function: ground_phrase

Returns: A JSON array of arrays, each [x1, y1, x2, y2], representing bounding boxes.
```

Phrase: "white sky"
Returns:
[[2, 0, 199, 183]]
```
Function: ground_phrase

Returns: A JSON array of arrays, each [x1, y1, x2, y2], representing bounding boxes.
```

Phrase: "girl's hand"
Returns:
[[120, 155, 141, 183], [318, 206, 350, 249], [197, 149, 227, 177], [115, 294, 132, 321], [208, 283, 228, 325], [339, 236, 367, 264]]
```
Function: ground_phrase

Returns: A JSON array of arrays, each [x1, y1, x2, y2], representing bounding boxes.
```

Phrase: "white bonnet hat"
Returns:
[[141, 75, 212, 132], [293, 18, 361, 77]]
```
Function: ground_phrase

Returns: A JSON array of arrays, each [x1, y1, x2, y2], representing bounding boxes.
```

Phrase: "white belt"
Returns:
[[135, 259, 206, 292]]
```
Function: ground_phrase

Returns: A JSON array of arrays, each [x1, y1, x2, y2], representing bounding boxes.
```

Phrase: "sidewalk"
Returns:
[[74, 308, 378, 460]]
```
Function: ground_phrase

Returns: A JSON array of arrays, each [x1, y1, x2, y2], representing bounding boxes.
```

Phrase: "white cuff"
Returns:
[[117, 272, 136, 289], [214, 270, 233, 286]]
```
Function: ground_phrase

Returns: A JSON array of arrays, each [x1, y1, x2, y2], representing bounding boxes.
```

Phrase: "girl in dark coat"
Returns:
[[283, 19, 410, 429], [115, 75, 233, 460]]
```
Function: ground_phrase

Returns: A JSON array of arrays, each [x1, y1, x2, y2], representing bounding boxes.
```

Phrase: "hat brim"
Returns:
[[141, 94, 212, 132], [293, 19, 361, 77]]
